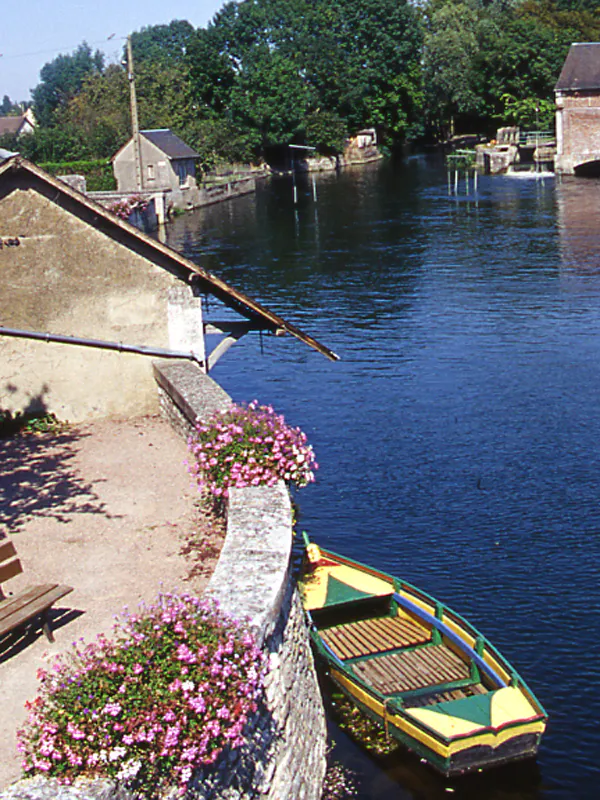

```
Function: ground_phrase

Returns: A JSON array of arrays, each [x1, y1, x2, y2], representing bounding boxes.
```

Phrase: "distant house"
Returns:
[[555, 42, 600, 175], [113, 129, 201, 209], [0, 156, 336, 422], [0, 108, 36, 138]]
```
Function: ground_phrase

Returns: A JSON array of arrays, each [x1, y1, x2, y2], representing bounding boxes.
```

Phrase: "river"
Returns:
[[164, 158, 600, 799]]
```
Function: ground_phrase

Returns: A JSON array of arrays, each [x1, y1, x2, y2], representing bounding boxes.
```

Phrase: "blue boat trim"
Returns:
[[393, 592, 507, 688]]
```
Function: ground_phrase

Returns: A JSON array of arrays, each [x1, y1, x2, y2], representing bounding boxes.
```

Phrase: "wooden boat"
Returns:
[[298, 536, 547, 776]]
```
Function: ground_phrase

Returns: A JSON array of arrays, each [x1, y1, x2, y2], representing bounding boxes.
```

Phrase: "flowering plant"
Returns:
[[18, 594, 263, 796], [188, 401, 318, 498], [106, 195, 149, 220]]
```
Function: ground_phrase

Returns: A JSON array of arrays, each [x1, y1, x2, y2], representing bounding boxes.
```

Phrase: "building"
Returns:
[[0, 156, 336, 422], [113, 129, 201, 210], [0, 109, 36, 139], [555, 42, 600, 175]]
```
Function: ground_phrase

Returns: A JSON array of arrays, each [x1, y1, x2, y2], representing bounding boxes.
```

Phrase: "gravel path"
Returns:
[[0, 416, 225, 789]]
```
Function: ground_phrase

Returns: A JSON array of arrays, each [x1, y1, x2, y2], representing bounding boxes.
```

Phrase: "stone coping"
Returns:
[[208, 483, 292, 643]]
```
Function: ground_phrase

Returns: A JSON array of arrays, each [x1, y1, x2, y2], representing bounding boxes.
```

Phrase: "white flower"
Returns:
[[117, 759, 142, 780], [181, 680, 195, 693], [108, 746, 127, 762]]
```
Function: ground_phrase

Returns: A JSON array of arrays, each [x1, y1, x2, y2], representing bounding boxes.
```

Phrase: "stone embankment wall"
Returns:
[[155, 359, 328, 799], [1, 361, 327, 800]]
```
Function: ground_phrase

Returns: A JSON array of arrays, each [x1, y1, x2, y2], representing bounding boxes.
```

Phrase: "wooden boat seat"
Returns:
[[403, 682, 488, 708], [0, 539, 73, 644], [320, 613, 430, 660], [352, 643, 471, 695]]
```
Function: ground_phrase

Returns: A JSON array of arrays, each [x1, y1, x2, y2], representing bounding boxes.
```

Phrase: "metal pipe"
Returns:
[[0, 325, 204, 366]]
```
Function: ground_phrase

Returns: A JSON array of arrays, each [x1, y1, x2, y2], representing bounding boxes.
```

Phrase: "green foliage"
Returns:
[[499, 95, 555, 129], [303, 110, 348, 155], [39, 159, 116, 191], [130, 20, 195, 66], [16, 126, 90, 163], [183, 117, 257, 170], [33, 42, 104, 127], [0, 410, 64, 439], [1, 95, 21, 115]]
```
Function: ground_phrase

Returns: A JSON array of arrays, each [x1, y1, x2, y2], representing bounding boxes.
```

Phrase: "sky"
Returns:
[[1, 0, 226, 103]]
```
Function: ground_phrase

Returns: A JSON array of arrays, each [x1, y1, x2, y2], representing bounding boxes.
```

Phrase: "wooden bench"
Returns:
[[0, 538, 73, 643]]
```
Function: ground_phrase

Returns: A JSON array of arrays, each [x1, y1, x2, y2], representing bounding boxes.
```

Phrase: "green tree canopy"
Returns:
[[32, 42, 104, 127]]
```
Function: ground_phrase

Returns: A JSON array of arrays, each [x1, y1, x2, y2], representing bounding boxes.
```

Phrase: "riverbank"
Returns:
[[0, 415, 225, 789]]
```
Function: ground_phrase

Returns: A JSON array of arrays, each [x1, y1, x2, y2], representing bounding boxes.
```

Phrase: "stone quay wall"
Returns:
[[153, 359, 328, 799], [1, 360, 327, 800]]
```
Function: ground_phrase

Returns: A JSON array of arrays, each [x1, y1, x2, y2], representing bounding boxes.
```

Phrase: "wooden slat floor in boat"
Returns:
[[321, 614, 430, 660], [352, 643, 470, 695], [404, 683, 488, 708]]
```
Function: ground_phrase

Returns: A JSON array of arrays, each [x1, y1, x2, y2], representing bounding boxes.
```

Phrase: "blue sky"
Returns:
[[1, 1, 225, 103]]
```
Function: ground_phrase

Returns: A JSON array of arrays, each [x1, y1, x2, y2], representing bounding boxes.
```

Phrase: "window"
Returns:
[[147, 164, 155, 181], [177, 163, 188, 187]]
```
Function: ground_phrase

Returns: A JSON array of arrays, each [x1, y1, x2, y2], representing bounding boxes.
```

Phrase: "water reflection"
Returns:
[[556, 176, 600, 273]]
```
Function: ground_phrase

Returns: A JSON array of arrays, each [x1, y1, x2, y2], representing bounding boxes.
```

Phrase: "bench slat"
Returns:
[[0, 540, 18, 564], [0, 557, 23, 585], [0, 584, 73, 638]]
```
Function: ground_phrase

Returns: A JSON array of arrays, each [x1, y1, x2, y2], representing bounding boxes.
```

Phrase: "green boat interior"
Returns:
[[313, 594, 496, 710]]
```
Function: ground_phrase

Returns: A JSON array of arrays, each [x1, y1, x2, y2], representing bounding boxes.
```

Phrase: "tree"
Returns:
[[186, 0, 423, 155], [32, 43, 104, 127], [1, 95, 20, 116], [130, 20, 195, 66], [423, 0, 486, 136], [303, 110, 348, 155]]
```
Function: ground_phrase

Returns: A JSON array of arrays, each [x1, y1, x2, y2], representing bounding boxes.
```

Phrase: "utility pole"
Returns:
[[126, 35, 143, 191]]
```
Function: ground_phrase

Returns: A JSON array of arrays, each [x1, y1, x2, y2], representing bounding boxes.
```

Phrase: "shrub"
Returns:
[[38, 158, 116, 191], [17, 593, 264, 796], [188, 401, 318, 499], [105, 195, 149, 220]]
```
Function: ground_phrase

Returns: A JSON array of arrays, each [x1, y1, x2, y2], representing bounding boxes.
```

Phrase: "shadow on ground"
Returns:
[[0, 429, 114, 534], [0, 606, 84, 664]]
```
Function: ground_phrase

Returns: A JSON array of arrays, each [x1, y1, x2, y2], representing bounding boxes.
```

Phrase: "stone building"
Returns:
[[555, 42, 600, 175], [0, 156, 336, 422], [112, 129, 201, 209]]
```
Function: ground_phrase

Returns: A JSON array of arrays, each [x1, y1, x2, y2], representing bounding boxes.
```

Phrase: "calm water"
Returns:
[[165, 159, 600, 799]]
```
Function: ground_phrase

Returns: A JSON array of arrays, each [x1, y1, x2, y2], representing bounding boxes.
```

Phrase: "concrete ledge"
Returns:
[[153, 360, 230, 425], [208, 483, 292, 641]]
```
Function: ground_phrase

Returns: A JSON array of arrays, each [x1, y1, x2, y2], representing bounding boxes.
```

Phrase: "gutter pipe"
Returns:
[[0, 325, 204, 367]]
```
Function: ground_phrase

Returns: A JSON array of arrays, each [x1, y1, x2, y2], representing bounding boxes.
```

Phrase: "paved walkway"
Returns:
[[0, 416, 224, 789]]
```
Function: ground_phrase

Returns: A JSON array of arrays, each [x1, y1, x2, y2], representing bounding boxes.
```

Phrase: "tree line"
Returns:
[[2, 0, 600, 168]]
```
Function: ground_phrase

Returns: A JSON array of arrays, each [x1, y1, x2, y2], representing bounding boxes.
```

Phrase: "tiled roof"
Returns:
[[141, 129, 200, 160], [0, 116, 24, 136], [556, 43, 600, 92]]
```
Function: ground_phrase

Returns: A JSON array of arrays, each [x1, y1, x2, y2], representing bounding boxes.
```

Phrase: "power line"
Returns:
[[0, 35, 123, 63]]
